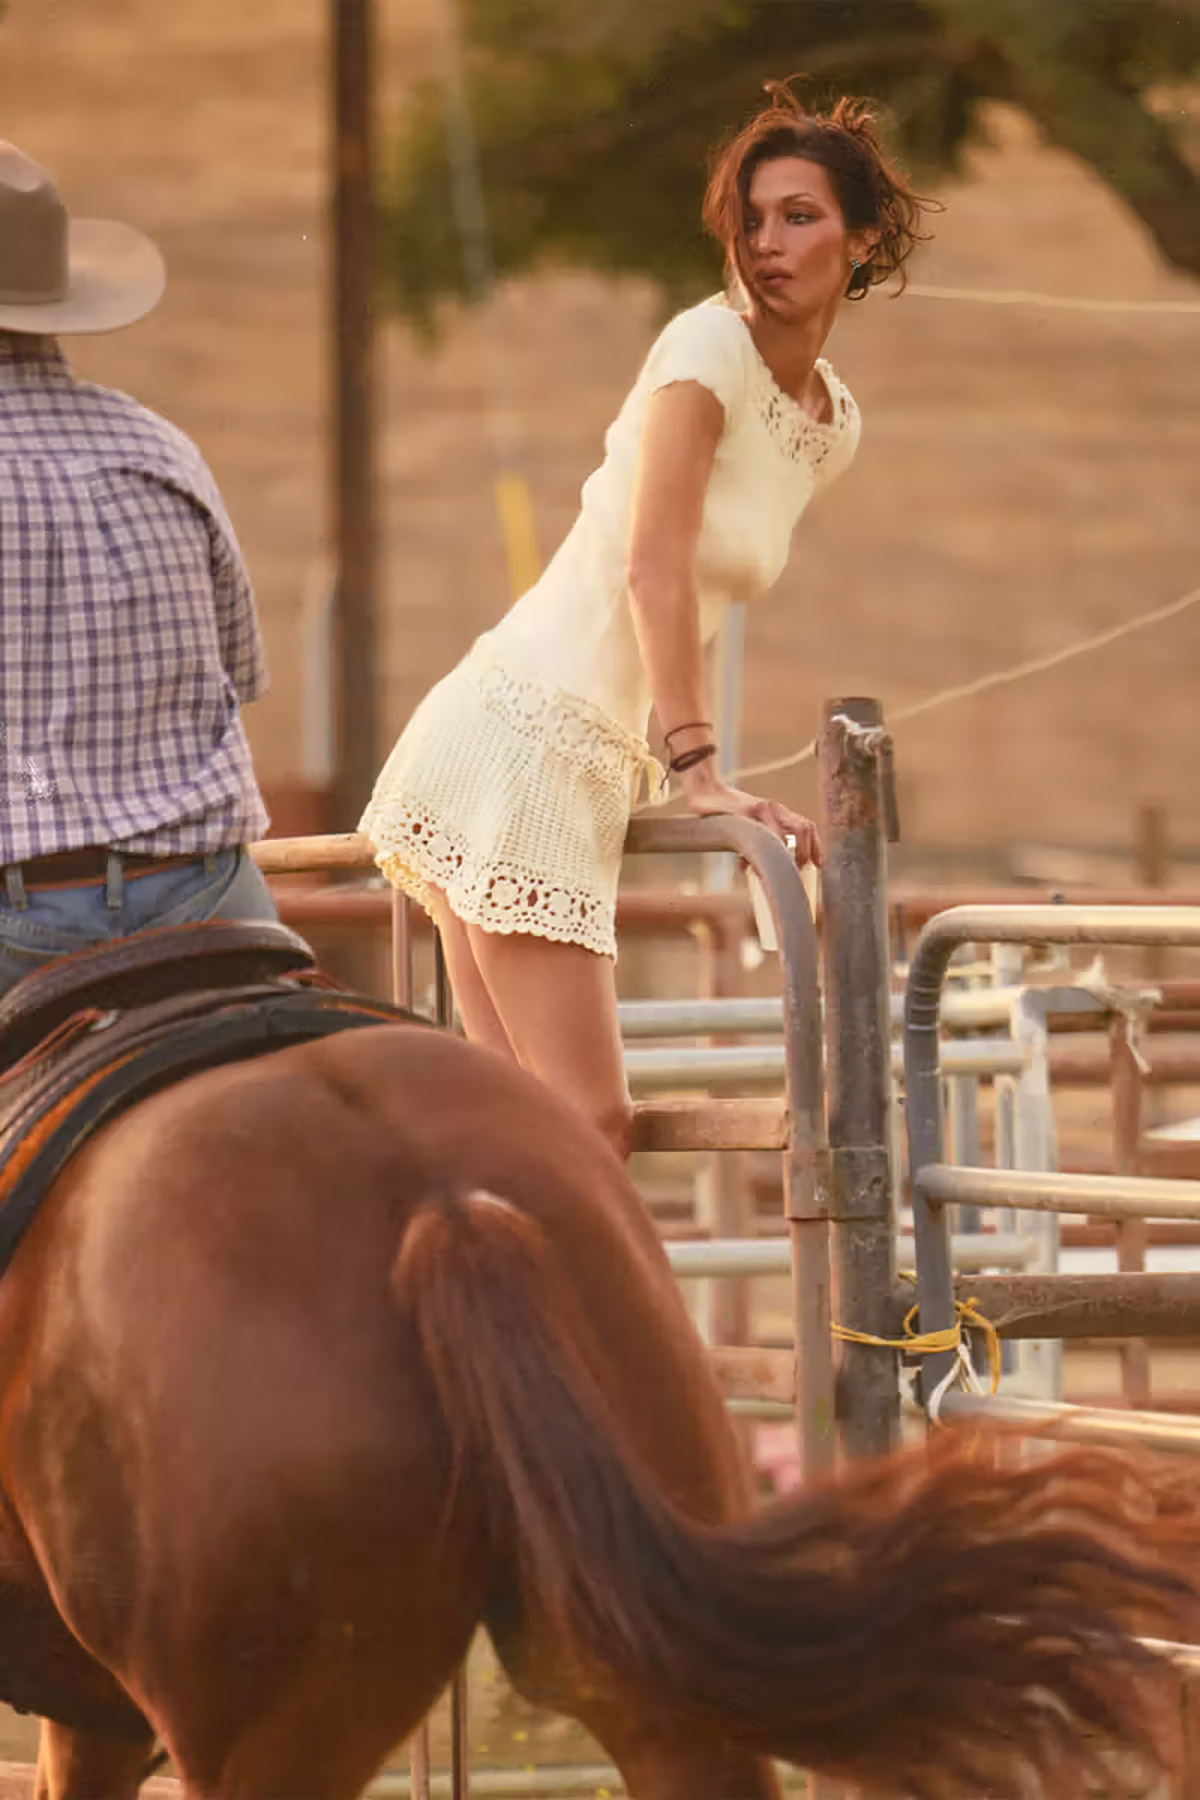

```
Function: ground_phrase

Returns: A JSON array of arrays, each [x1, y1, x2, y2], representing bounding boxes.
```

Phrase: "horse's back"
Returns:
[[0, 1020, 753, 1790], [7, 1020, 740, 1558]]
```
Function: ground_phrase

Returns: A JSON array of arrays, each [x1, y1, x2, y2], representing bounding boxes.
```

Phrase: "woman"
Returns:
[[362, 83, 929, 1158]]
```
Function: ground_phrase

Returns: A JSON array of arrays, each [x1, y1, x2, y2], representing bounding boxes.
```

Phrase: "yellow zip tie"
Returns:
[[833, 1298, 1002, 1394]]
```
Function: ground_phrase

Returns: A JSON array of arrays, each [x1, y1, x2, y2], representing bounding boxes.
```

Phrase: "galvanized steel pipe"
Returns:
[[904, 904, 1200, 1400], [918, 1164, 1200, 1222], [937, 1390, 1200, 1455], [665, 1234, 1035, 1278], [625, 1038, 1027, 1091]]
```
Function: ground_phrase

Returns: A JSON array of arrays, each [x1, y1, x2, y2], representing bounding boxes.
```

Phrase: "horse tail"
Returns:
[[394, 1189, 1199, 1800]]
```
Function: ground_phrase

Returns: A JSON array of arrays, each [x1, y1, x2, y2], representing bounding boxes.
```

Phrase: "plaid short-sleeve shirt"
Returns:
[[0, 335, 270, 861]]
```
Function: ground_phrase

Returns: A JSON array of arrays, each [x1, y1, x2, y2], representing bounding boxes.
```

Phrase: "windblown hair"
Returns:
[[702, 79, 934, 303]]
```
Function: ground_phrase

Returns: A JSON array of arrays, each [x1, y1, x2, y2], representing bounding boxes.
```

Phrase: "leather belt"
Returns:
[[9, 849, 207, 889]]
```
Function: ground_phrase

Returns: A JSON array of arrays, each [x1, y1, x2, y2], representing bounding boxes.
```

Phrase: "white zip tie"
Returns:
[[926, 1339, 986, 1426], [830, 713, 890, 757]]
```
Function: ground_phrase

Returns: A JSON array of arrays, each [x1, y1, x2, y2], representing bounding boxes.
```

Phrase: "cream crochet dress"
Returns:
[[361, 296, 860, 958]]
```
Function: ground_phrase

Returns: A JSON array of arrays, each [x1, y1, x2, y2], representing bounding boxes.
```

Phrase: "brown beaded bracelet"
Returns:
[[663, 719, 712, 747], [669, 742, 718, 774]]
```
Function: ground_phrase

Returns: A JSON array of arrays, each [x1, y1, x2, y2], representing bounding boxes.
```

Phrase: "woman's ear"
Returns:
[[848, 226, 881, 269]]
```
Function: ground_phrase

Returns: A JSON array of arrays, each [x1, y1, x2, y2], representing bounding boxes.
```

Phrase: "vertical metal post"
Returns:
[[1138, 804, 1169, 1132], [694, 919, 752, 1349], [433, 932, 469, 1799], [1008, 995, 1062, 1397], [391, 891, 413, 1010], [1111, 1018, 1151, 1405], [408, 1728, 432, 1800], [817, 698, 897, 1458], [450, 1667, 469, 1800], [696, 607, 750, 1345], [330, 0, 379, 829], [434, 933, 454, 1031]]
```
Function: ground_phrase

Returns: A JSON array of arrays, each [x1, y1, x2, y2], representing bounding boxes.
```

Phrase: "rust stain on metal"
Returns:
[[823, 784, 880, 831]]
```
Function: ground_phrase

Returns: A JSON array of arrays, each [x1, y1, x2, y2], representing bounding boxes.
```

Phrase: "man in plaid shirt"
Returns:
[[0, 141, 277, 996]]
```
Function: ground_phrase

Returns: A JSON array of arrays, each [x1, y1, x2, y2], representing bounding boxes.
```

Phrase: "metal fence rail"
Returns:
[[917, 1165, 1200, 1223], [936, 1391, 1200, 1455], [626, 1037, 1028, 1090], [666, 1233, 1036, 1278], [904, 904, 1200, 1407]]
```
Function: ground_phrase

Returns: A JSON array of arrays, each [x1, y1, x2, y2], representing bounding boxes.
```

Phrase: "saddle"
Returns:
[[0, 919, 425, 1280]]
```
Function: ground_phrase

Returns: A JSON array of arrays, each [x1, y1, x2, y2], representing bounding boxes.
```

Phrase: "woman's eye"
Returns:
[[788, 211, 813, 225]]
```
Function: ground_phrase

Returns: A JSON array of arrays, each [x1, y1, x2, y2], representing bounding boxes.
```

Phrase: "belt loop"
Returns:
[[105, 850, 124, 912], [4, 865, 28, 911]]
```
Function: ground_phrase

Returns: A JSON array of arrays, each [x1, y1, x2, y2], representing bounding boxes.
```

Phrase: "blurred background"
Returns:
[[1, 3, 1200, 1782], [1, 0, 1197, 880]]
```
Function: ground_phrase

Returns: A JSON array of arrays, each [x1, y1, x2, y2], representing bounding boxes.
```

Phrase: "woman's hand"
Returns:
[[679, 760, 822, 866]]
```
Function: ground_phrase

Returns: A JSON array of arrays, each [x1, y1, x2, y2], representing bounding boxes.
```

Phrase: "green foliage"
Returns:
[[381, 0, 1200, 339]]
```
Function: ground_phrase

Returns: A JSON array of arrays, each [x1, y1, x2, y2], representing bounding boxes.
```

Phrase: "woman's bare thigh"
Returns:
[[465, 927, 632, 1157], [422, 890, 516, 1061]]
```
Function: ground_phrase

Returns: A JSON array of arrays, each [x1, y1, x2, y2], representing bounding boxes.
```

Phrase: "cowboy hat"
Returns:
[[0, 142, 164, 335]]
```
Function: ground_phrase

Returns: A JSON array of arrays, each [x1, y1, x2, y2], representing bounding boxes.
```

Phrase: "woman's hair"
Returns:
[[702, 80, 934, 303]]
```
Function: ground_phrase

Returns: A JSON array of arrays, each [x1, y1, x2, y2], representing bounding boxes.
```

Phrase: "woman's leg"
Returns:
[[423, 888, 517, 1062], [465, 927, 633, 1160]]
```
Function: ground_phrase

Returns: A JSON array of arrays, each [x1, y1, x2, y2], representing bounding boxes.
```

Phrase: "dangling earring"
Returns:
[[850, 258, 861, 278]]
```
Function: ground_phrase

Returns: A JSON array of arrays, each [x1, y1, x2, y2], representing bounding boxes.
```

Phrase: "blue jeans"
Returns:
[[0, 847, 279, 1000]]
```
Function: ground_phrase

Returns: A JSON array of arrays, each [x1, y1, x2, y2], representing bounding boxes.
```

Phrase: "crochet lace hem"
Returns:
[[360, 639, 666, 960], [372, 814, 620, 957]]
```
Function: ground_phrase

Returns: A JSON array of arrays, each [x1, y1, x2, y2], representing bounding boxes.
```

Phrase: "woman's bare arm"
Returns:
[[625, 382, 821, 862], [626, 381, 721, 739]]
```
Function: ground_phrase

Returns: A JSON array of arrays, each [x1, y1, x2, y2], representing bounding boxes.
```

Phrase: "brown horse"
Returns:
[[1, 1019, 1199, 1800]]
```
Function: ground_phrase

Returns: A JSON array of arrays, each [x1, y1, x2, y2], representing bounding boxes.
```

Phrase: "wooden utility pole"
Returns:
[[330, 0, 378, 830]]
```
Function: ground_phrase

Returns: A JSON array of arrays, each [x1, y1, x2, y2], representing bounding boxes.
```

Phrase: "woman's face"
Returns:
[[742, 155, 868, 317]]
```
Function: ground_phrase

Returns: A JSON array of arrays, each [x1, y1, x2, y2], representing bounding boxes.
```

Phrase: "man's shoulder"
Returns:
[[71, 378, 217, 490]]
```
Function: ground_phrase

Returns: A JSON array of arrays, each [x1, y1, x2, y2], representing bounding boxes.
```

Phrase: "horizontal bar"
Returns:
[[936, 1390, 1200, 1456], [369, 1764, 624, 1798], [631, 1098, 787, 1152], [619, 989, 1065, 1038], [370, 1758, 814, 1798], [726, 1397, 796, 1420], [667, 1233, 1035, 1278], [708, 1345, 794, 1404], [934, 1273, 1200, 1340], [619, 997, 784, 1037], [919, 1165, 1200, 1223], [892, 886, 1200, 930], [912, 903, 1200, 953], [270, 883, 751, 938], [1050, 1045, 1200, 1087], [254, 831, 374, 873], [626, 1037, 1027, 1091]]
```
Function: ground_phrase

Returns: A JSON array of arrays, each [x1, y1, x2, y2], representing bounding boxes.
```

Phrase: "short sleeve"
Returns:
[[640, 301, 749, 423], [814, 377, 862, 490]]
